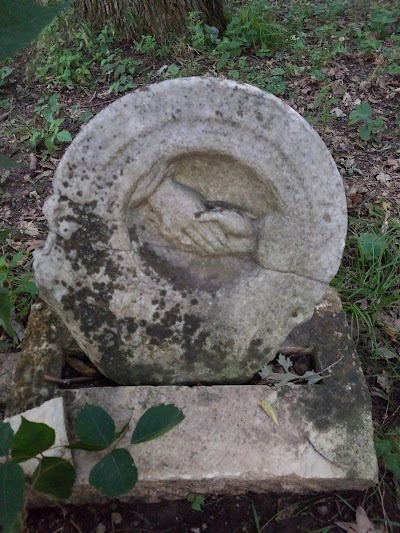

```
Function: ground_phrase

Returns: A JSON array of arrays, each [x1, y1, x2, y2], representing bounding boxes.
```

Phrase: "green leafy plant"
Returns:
[[134, 35, 158, 54], [187, 493, 205, 511], [0, 403, 185, 531], [375, 429, 400, 506], [27, 93, 71, 153], [348, 102, 385, 141], [0, 66, 13, 88], [332, 206, 400, 354], [187, 1, 287, 69], [0, 230, 38, 350]]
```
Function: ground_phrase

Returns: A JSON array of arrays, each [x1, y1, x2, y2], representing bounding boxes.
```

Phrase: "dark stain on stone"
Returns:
[[138, 242, 195, 291]]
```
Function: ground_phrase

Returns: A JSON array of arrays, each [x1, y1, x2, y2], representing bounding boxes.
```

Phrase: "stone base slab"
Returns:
[[61, 382, 377, 504], [5, 289, 377, 504]]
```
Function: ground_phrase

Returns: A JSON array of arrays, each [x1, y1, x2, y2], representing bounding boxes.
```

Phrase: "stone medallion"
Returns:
[[34, 77, 347, 385]]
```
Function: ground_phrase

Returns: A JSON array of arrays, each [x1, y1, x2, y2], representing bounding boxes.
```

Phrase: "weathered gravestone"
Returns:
[[7, 78, 376, 501], [34, 77, 347, 385]]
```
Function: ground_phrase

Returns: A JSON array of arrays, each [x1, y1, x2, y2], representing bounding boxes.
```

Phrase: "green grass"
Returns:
[[0, 229, 38, 351], [332, 206, 400, 355]]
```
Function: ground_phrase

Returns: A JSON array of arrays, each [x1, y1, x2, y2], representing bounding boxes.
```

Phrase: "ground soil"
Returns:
[[25, 490, 398, 533]]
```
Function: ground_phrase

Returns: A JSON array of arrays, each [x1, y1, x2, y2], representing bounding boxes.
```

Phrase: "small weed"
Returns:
[[0, 67, 13, 88], [0, 230, 38, 350], [31, 23, 143, 94], [27, 94, 71, 154], [332, 206, 400, 357], [187, 1, 287, 69], [134, 35, 158, 54], [348, 102, 385, 142], [375, 429, 400, 506], [187, 493, 205, 511], [308, 84, 338, 126]]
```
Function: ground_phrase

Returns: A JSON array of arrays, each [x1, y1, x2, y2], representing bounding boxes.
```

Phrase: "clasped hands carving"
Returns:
[[147, 178, 257, 257]]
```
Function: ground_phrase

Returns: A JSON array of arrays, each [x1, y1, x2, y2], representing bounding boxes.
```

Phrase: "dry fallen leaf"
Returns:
[[17, 220, 40, 237], [66, 356, 99, 377], [331, 107, 345, 118], [377, 370, 391, 393], [261, 399, 279, 426], [26, 240, 44, 253], [376, 172, 392, 183], [336, 506, 383, 533]]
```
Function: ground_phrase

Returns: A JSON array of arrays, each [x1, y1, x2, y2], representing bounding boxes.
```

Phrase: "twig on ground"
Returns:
[[43, 375, 93, 385]]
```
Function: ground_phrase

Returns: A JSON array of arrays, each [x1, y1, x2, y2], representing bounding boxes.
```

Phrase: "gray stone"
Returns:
[[58, 291, 375, 503], [34, 77, 347, 385], [9, 290, 376, 506], [6, 300, 80, 416], [0, 352, 18, 412]]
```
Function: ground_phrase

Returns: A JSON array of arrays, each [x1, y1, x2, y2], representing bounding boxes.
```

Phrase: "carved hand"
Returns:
[[147, 178, 256, 257]]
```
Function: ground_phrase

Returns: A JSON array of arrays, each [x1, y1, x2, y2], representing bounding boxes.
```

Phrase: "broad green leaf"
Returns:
[[11, 417, 55, 463], [359, 233, 384, 260], [0, 99, 11, 110], [359, 124, 371, 141], [42, 108, 53, 123], [131, 404, 185, 444], [9, 251, 23, 268], [384, 454, 400, 479], [32, 457, 76, 499], [44, 137, 56, 153], [0, 341, 13, 352], [56, 130, 72, 143], [167, 64, 180, 78], [78, 109, 93, 123], [0, 462, 24, 528], [260, 399, 279, 426], [374, 436, 391, 458], [0, 0, 69, 61], [89, 449, 138, 497], [49, 94, 60, 112], [0, 229, 11, 241], [0, 288, 15, 339], [0, 156, 21, 170], [348, 102, 372, 125], [14, 280, 38, 296], [0, 422, 14, 456], [74, 404, 115, 449]]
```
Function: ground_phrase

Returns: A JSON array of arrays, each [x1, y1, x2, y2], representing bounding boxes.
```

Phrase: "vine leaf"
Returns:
[[0, 462, 25, 528], [11, 417, 55, 463], [89, 449, 138, 497], [73, 404, 115, 450], [131, 404, 185, 444], [32, 457, 76, 499]]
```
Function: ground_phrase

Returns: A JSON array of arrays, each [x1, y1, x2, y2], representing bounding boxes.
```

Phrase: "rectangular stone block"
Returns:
[[62, 381, 376, 503]]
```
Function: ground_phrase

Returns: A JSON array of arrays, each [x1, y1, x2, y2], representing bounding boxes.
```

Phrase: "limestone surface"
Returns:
[[34, 77, 347, 385]]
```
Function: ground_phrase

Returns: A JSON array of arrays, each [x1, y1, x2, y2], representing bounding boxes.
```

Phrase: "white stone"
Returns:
[[34, 77, 347, 385], [5, 397, 71, 476]]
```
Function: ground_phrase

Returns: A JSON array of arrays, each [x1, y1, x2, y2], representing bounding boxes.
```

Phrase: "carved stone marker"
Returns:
[[34, 77, 347, 385]]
